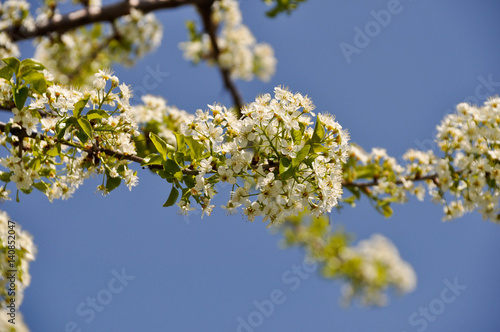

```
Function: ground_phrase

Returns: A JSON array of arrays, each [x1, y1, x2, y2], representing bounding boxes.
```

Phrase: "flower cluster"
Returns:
[[131, 95, 194, 148], [0, 59, 140, 201], [173, 86, 349, 224], [433, 97, 500, 221], [34, 9, 162, 85], [338, 234, 417, 306], [0, 0, 35, 59], [282, 213, 416, 306], [179, 0, 277, 81], [343, 96, 500, 224]]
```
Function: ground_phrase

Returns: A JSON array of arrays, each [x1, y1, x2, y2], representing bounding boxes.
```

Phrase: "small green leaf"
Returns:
[[293, 144, 309, 167], [141, 153, 163, 166], [22, 70, 47, 94], [310, 143, 329, 154], [174, 152, 185, 167], [86, 109, 109, 120], [0, 171, 11, 182], [0, 66, 13, 81], [279, 157, 295, 180], [174, 171, 184, 182], [291, 128, 302, 145], [3, 57, 20, 75], [19, 58, 45, 73], [77, 118, 93, 139], [75, 130, 88, 144], [46, 147, 59, 157], [355, 165, 376, 179], [163, 159, 181, 174], [163, 186, 179, 207], [106, 175, 121, 191], [185, 136, 204, 160], [150, 132, 168, 159], [174, 132, 185, 153], [73, 96, 90, 118], [13, 86, 29, 109], [33, 181, 49, 193], [381, 204, 393, 218], [279, 157, 291, 174], [311, 118, 325, 143]]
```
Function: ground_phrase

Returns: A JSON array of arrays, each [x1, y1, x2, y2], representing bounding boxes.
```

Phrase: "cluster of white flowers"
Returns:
[[0, 0, 35, 58], [339, 234, 417, 306], [345, 96, 500, 224], [178, 86, 349, 224], [0, 77, 13, 106], [34, 9, 162, 85], [0, 210, 36, 310], [131, 95, 194, 147], [179, 0, 277, 82], [0, 68, 140, 201], [433, 97, 500, 222]]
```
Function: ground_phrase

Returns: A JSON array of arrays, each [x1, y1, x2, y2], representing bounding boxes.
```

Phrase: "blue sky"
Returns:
[[8, 0, 500, 331]]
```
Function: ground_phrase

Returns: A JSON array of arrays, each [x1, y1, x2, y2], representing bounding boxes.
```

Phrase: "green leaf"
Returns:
[[341, 195, 357, 206], [77, 118, 93, 139], [13, 86, 29, 109], [163, 186, 179, 207], [106, 175, 121, 191], [174, 171, 184, 182], [46, 147, 59, 157], [150, 132, 168, 159], [279, 157, 295, 180], [381, 204, 393, 218], [75, 130, 88, 144], [86, 109, 109, 120], [141, 153, 163, 166], [22, 70, 47, 94], [2, 57, 20, 75], [310, 143, 329, 154], [355, 165, 376, 179], [311, 118, 325, 143], [293, 144, 309, 167], [174, 152, 184, 167], [163, 159, 181, 174], [185, 136, 204, 160], [56, 122, 68, 141], [291, 128, 302, 145], [73, 97, 90, 118], [33, 181, 49, 193], [0, 66, 13, 81], [174, 132, 185, 153], [0, 171, 11, 182], [19, 58, 45, 74], [279, 157, 291, 174]]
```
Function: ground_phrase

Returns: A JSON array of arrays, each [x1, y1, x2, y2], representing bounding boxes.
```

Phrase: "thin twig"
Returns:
[[196, 1, 244, 115]]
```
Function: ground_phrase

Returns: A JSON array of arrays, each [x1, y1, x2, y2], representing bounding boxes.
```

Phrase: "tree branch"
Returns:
[[196, 2, 244, 115], [0, 120, 441, 191], [342, 173, 439, 188], [5, 0, 209, 42]]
